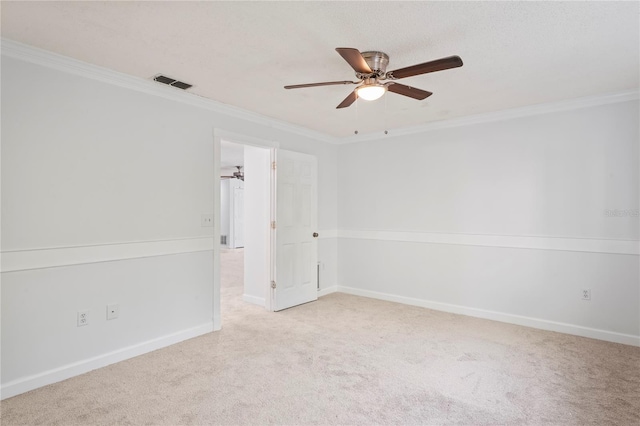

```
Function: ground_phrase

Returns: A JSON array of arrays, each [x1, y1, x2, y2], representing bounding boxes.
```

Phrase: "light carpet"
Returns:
[[2, 248, 639, 425]]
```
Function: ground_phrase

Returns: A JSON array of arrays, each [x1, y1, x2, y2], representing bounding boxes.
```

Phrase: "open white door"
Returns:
[[273, 149, 318, 311]]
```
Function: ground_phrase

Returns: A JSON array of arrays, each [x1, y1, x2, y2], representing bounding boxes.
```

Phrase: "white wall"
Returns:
[[1, 43, 338, 397], [0, 54, 217, 398], [242, 145, 272, 306], [337, 100, 640, 345], [1, 253, 213, 384], [220, 178, 244, 249], [220, 179, 230, 245]]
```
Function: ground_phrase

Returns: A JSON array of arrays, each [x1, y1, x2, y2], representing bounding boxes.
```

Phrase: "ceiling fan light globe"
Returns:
[[356, 84, 386, 101]]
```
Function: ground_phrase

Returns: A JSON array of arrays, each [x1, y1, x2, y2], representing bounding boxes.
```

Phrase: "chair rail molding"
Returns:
[[1, 237, 215, 272], [336, 229, 639, 255]]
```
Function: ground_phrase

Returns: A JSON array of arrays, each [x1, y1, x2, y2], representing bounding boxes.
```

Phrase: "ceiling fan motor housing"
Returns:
[[361, 51, 389, 76]]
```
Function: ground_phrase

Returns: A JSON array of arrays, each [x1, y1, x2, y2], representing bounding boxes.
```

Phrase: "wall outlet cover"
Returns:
[[77, 310, 89, 327]]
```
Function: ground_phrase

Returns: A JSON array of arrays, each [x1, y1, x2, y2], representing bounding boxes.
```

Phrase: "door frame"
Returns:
[[228, 179, 245, 249], [213, 128, 279, 330]]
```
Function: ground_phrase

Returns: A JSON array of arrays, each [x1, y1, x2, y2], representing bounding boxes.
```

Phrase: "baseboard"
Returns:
[[337, 286, 640, 347], [242, 294, 265, 307], [0, 322, 214, 400], [318, 286, 338, 297], [213, 313, 222, 331]]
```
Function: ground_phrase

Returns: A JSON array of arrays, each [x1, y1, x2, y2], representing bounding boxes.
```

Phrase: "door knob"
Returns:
[[313, 232, 319, 238]]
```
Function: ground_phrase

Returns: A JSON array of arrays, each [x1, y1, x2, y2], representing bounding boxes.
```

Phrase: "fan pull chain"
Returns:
[[354, 95, 359, 135], [384, 92, 389, 135]]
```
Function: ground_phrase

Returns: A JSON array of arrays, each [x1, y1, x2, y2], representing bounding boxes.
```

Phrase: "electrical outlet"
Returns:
[[77, 310, 89, 327], [201, 214, 214, 227], [582, 289, 591, 300], [107, 304, 119, 320]]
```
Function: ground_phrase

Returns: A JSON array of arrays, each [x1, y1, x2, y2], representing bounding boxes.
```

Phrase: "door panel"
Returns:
[[273, 150, 318, 311], [280, 183, 294, 227]]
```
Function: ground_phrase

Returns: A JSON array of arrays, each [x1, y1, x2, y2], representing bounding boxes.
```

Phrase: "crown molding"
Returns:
[[0, 38, 337, 145], [3, 38, 637, 145], [338, 89, 640, 144]]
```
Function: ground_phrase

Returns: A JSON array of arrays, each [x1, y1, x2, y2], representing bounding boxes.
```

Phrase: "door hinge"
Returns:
[[271, 281, 276, 289], [272, 161, 277, 170], [271, 221, 277, 229]]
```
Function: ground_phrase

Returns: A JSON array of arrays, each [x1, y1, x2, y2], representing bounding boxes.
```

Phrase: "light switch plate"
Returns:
[[201, 214, 214, 227], [107, 304, 119, 320]]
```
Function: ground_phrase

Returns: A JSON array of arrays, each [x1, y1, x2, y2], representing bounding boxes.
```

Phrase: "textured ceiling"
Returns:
[[1, 1, 638, 139]]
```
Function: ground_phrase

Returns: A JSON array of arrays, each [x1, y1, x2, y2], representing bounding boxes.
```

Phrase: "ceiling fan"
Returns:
[[221, 166, 244, 181], [284, 48, 463, 109]]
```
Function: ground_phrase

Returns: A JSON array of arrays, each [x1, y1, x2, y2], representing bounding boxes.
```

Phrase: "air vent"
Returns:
[[153, 74, 193, 90], [171, 81, 192, 90]]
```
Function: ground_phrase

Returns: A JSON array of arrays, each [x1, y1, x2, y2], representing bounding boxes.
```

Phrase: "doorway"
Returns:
[[219, 140, 271, 316], [213, 129, 320, 330]]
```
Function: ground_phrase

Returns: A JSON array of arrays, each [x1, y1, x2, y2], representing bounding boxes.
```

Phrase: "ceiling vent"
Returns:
[[153, 74, 193, 90]]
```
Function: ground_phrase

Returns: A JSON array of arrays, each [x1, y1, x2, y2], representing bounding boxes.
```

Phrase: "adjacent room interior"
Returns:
[[1, 1, 638, 424]]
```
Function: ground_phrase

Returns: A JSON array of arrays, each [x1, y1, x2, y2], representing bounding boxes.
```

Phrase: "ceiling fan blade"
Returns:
[[388, 55, 463, 80], [335, 48, 372, 74], [285, 80, 358, 89], [387, 83, 433, 100], [336, 90, 358, 109]]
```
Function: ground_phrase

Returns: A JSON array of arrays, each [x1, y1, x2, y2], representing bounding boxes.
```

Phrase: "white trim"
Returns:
[[213, 313, 222, 332], [1, 237, 215, 272], [0, 322, 213, 400], [0, 38, 334, 145], [337, 286, 640, 347], [242, 294, 266, 307], [268, 147, 277, 313], [337, 229, 639, 255], [338, 90, 640, 144], [317, 286, 338, 297], [216, 129, 280, 150], [317, 229, 338, 239], [212, 129, 222, 332]]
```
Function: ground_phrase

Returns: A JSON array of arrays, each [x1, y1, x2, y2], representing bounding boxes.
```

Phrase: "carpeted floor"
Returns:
[[2, 248, 639, 425]]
